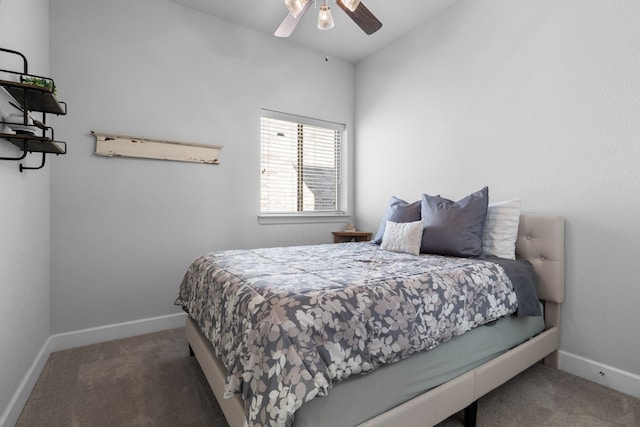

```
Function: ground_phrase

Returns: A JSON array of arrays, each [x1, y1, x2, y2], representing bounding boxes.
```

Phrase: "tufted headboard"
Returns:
[[515, 213, 565, 337]]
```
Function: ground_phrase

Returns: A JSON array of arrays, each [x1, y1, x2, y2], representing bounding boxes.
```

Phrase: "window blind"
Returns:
[[260, 111, 344, 215]]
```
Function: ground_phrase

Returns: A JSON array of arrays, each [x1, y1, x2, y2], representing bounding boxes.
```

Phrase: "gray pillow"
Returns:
[[420, 187, 489, 257], [372, 197, 421, 244]]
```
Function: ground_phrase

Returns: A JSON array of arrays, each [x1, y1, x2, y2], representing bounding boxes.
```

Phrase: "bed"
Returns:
[[176, 211, 564, 427]]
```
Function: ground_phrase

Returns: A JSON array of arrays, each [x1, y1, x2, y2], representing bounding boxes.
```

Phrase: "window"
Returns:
[[260, 110, 345, 218]]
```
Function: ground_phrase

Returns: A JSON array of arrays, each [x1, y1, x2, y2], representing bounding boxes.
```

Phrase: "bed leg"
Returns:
[[544, 349, 559, 368], [464, 401, 477, 427], [189, 344, 195, 357]]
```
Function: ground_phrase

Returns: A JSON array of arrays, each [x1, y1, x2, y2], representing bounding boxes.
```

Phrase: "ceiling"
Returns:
[[170, 0, 458, 63]]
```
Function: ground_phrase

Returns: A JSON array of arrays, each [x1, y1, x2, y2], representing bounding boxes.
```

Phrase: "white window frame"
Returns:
[[259, 109, 349, 224]]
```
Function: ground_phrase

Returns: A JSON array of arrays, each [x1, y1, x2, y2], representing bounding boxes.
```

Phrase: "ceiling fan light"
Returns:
[[342, 0, 361, 12], [285, 0, 308, 18], [317, 4, 334, 30]]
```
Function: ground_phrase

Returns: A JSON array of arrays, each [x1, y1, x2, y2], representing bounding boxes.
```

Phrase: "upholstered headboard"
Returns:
[[515, 214, 565, 304], [515, 213, 564, 339]]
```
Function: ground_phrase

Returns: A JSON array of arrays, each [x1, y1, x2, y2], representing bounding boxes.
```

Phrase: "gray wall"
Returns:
[[49, 0, 355, 333], [0, 0, 50, 418], [355, 0, 640, 376]]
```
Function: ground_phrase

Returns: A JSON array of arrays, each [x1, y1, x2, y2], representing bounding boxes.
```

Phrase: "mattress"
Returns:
[[293, 307, 544, 427]]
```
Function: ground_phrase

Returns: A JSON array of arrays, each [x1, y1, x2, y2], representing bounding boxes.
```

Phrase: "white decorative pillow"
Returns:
[[482, 199, 522, 259], [381, 220, 424, 256]]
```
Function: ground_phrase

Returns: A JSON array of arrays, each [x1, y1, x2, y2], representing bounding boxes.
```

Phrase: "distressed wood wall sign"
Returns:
[[91, 131, 221, 164]]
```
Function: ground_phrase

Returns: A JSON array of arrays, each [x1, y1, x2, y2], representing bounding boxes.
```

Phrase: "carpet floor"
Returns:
[[15, 328, 640, 427]]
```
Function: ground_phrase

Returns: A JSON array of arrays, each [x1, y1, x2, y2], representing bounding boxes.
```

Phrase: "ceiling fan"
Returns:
[[275, 0, 382, 38]]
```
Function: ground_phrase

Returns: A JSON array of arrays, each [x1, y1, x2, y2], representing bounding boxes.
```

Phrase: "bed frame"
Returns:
[[185, 213, 564, 427]]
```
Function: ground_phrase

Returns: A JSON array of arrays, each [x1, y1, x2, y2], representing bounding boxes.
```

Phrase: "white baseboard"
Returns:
[[49, 312, 187, 352], [0, 336, 52, 427], [559, 350, 640, 399], [0, 312, 187, 427]]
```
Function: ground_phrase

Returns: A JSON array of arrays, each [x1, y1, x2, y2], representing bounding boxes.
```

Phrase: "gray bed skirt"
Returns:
[[293, 309, 544, 426]]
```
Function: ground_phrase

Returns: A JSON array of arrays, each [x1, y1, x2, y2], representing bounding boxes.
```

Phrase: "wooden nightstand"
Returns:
[[332, 231, 372, 243]]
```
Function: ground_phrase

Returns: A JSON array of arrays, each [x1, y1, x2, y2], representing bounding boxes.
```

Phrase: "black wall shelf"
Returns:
[[0, 47, 68, 172]]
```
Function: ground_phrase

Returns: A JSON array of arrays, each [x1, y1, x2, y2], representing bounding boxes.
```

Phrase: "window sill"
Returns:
[[258, 213, 351, 225]]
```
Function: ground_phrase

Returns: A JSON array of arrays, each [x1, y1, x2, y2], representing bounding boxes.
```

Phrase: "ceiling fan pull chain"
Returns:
[[324, 31, 330, 61]]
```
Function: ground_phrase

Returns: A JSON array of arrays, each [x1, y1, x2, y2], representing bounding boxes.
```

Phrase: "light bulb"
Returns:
[[318, 4, 334, 30], [342, 0, 360, 12], [285, 0, 308, 18]]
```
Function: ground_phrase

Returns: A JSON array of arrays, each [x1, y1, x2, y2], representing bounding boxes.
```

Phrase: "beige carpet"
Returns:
[[16, 328, 640, 427]]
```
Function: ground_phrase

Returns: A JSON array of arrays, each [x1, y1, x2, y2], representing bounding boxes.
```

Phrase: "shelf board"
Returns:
[[0, 79, 66, 115], [0, 133, 66, 154], [92, 131, 221, 164]]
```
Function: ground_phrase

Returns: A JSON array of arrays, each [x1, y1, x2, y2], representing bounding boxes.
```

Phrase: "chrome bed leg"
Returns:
[[464, 401, 477, 427]]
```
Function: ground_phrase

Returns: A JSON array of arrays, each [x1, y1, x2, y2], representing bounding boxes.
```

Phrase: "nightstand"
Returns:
[[332, 231, 372, 243]]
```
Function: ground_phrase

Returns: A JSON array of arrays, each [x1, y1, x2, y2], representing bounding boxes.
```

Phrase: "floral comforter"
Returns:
[[175, 242, 519, 426]]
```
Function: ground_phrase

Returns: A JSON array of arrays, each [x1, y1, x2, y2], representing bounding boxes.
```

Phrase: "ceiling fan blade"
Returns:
[[274, 1, 313, 37], [335, 1, 382, 35]]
